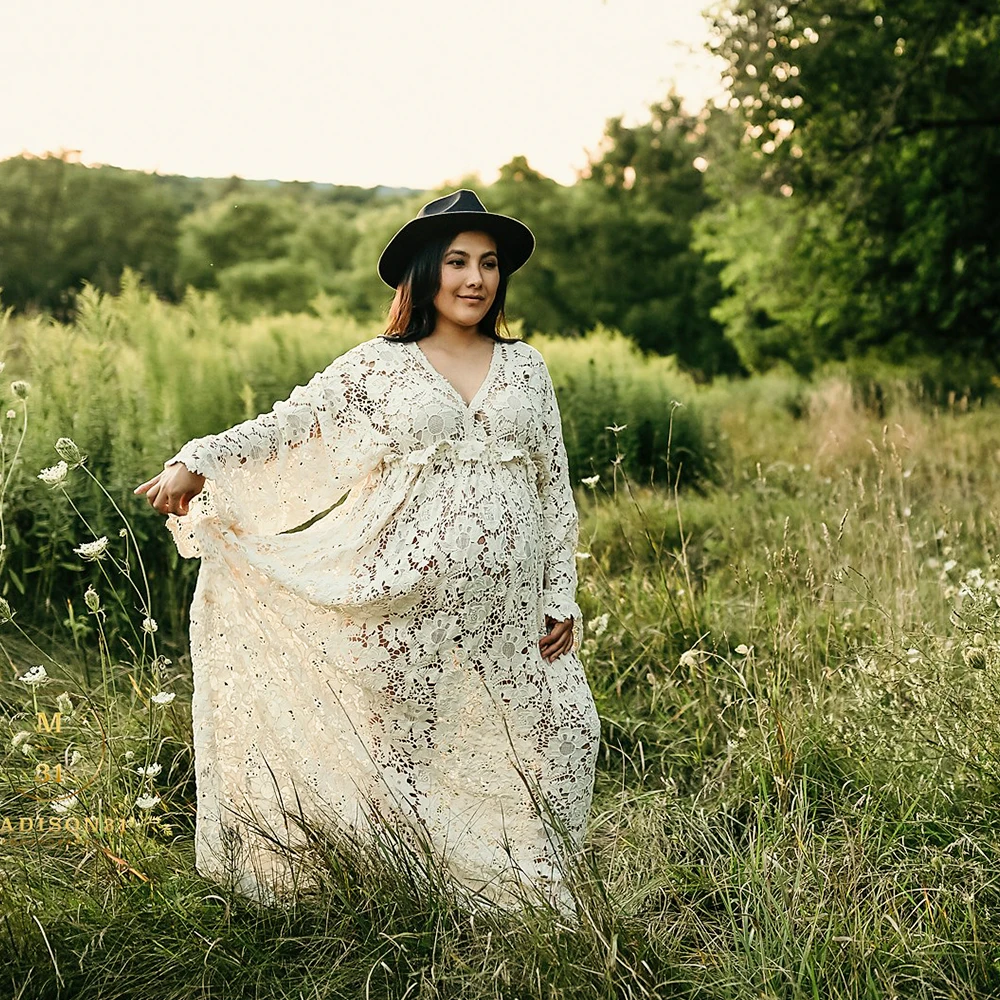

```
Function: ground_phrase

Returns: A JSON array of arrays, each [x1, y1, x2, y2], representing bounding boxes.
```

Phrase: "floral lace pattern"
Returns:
[[164, 334, 600, 914]]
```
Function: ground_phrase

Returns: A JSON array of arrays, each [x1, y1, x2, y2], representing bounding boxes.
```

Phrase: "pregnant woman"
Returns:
[[134, 189, 601, 916]]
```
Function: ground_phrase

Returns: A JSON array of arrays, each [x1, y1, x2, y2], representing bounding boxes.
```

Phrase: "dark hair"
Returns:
[[379, 225, 521, 345]]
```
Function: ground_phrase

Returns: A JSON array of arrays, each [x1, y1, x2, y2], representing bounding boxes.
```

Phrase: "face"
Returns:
[[433, 230, 500, 333]]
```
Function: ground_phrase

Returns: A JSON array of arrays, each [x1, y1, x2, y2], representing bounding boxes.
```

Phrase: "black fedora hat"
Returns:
[[377, 189, 535, 289]]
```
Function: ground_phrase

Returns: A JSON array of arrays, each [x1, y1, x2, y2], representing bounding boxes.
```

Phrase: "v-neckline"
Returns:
[[409, 338, 500, 412]]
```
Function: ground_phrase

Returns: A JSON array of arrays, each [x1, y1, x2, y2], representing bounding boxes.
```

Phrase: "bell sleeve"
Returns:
[[532, 355, 584, 653], [163, 349, 383, 556]]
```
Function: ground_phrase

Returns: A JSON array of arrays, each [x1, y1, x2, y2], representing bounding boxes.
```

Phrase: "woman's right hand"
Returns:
[[134, 463, 206, 517]]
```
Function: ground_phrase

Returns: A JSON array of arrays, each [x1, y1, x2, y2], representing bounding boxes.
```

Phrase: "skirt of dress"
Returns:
[[179, 453, 601, 917]]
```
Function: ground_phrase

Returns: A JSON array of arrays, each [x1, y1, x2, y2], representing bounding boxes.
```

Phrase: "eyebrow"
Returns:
[[445, 248, 498, 258]]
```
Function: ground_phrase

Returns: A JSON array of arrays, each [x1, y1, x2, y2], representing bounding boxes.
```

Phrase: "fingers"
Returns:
[[539, 619, 574, 662], [133, 475, 159, 495]]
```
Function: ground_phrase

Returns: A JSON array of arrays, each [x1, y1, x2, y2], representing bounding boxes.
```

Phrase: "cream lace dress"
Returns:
[[164, 333, 600, 914]]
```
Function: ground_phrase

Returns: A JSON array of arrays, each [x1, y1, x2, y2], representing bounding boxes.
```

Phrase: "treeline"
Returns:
[[2, 0, 997, 383]]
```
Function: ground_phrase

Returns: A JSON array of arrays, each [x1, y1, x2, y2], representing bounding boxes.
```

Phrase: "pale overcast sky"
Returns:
[[3, 0, 726, 189]]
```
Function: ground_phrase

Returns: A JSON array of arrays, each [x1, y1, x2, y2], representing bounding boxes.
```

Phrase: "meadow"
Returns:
[[3, 280, 1000, 998]]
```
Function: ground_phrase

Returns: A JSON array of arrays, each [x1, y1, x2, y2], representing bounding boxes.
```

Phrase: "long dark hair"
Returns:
[[380, 225, 521, 345]]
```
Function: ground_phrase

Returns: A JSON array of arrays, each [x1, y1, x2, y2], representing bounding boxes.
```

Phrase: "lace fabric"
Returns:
[[164, 335, 600, 915]]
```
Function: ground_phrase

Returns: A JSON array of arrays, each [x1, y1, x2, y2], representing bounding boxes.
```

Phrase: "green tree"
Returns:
[[698, 0, 1000, 371], [0, 152, 180, 319]]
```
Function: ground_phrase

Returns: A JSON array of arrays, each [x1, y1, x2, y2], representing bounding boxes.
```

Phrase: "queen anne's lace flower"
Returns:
[[150, 692, 175, 706], [38, 461, 68, 487], [18, 664, 48, 685], [74, 536, 109, 561], [160, 335, 598, 915]]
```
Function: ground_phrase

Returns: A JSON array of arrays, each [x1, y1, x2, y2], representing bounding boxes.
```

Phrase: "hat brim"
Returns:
[[377, 211, 535, 289]]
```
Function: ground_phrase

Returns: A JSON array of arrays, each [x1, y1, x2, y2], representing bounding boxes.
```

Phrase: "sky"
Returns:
[[3, 0, 727, 190]]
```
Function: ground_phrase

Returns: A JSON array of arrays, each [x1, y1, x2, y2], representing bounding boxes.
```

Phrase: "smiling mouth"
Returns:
[[460, 296, 484, 301]]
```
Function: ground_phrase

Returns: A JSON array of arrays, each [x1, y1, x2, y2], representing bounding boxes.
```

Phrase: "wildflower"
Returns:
[[575, 551, 591, 560], [605, 423, 627, 433], [50, 793, 78, 814], [10, 381, 29, 399], [118, 528, 127, 537], [74, 536, 109, 561], [735, 643, 752, 656], [84, 586, 101, 612], [135, 762, 162, 777], [943, 559, 957, 573], [135, 794, 161, 810], [37, 461, 69, 487], [17, 665, 48, 686], [0, 596, 13, 623], [54, 437, 82, 464], [69, 750, 83, 767], [124, 750, 135, 761], [581, 475, 600, 487], [141, 617, 158, 635], [4, 410, 13, 420], [56, 692, 73, 715], [10, 731, 31, 750], [679, 649, 704, 670], [151, 692, 175, 706], [906, 648, 921, 663], [590, 612, 610, 637], [963, 647, 988, 671]]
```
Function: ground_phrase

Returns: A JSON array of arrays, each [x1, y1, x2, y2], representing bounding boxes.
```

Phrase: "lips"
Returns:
[[459, 296, 484, 301]]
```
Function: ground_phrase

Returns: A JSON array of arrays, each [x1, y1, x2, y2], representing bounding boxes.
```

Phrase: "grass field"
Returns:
[[4, 285, 1000, 997]]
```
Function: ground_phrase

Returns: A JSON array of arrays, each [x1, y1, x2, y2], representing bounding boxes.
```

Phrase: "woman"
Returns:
[[134, 189, 601, 916]]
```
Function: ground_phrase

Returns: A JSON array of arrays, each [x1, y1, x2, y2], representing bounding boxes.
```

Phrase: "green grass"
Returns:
[[4, 287, 1000, 996]]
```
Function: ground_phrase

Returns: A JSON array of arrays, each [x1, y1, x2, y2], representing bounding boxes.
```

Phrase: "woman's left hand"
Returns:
[[540, 615, 574, 663]]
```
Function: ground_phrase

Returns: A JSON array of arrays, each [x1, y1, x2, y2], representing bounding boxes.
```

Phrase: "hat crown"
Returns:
[[417, 189, 489, 220]]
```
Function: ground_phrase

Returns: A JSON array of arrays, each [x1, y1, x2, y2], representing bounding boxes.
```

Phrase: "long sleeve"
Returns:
[[164, 349, 385, 554], [532, 356, 584, 653]]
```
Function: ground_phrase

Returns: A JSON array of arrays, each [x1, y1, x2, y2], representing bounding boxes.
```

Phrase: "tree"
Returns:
[[0, 152, 180, 319], [697, 0, 1000, 371]]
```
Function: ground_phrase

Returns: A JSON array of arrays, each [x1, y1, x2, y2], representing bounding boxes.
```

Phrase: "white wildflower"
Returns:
[[906, 648, 921, 663], [679, 649, 704, 670], [581, 475, 600, 487], [735, 643, 752, 655], [575, 551, 591, 559], [943, 559, 957, 573], [74, 536, 109, 561], [11, 731, 31, 750], [141, 617, 158, 634], [18, 664, 48, 686], [10, 381, 29, 399], [56, 691, 73, 715], [135, 762, 162, 777], [50, 793, 78, 814], [135, 794, 160, 810], [605, 423, 628, 433], [151, 692, 175, 706], [69, 750, 83, 767], [84, 586, 101, 612], [0, 596, 13, 623], [124, 750, 135, 760], [4, 410, 13, 420], [37, 461, 68, 487], [590, 612, 610, 637]]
